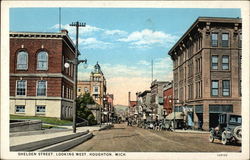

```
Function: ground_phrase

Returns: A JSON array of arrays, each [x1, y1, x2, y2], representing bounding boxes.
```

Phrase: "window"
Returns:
[[94, 86, 99, 93], [78, 87, 81, 92], [16, 105, 25, 113], [37, 51, 48, 70], [222, 55, 229, 70], [222, 33, 229, 47], [211, 55, 218, 70], [222, 80, 230, 96], [37, 80, 46, 96], [16, 80, 26, 96], [211, 80, 219, 96], [36, 106, 46, 114], [211, 33, 218, 47], [209, 105, 233, 113], [17, 51, 28, 70], [84, 87, 89, 93]]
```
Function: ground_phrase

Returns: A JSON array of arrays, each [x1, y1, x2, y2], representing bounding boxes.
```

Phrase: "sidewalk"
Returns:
[[173, 129, 209, 134], [10, 124, 109, 147]]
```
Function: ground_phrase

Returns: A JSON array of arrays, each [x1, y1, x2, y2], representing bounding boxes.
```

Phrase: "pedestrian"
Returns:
[[155, 116, 159, 131]]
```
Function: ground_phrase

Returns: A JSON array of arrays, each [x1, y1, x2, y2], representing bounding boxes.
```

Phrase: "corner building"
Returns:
[[168, 17, 242, 130], [10, 30, 76, 119]]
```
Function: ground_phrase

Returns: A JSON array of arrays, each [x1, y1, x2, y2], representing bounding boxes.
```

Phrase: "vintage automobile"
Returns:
[[209, 113, 242, 145]]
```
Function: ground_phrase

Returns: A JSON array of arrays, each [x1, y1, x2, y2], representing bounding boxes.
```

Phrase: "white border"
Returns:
[[1, 1, 249, 160]]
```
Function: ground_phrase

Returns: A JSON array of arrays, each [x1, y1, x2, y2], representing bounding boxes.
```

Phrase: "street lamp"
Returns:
[[64, 58, 87, 133], [169, 99, 179, 131]]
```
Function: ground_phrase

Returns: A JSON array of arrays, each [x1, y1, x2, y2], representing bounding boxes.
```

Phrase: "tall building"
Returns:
[[150, 80, 171, 120], [168, 17, 241, 130], [77, 62, 107, 106], [77, 62, 107, 123], [10, 30, 76, 119], [137, 90, 151, 121]]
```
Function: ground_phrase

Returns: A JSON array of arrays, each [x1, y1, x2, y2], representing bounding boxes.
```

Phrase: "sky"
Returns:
[[10, 8, 241, 105]]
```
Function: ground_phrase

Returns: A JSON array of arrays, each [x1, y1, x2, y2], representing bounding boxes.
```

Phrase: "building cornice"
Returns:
[[10, 96, 74, 102], [168, 17, 242, 58], [10, 32, 65, 39], [10, 31, 79, 56], [10, 73, 74, 84]]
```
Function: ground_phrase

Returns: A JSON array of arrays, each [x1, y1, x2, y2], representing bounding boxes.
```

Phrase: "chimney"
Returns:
[[128, 92, 131, 107], [61, 29, 68, 34]]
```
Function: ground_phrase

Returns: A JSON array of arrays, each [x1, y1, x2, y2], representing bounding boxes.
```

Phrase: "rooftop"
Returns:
[[168, 17, 242, 56]]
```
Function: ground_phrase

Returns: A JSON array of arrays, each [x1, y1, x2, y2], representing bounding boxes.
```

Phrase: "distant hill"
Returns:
[[114, 104, 128, 111]]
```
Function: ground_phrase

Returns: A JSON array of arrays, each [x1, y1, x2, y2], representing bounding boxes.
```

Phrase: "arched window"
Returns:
[[37, 51, 48, 70], [17, 51, 28, 70]]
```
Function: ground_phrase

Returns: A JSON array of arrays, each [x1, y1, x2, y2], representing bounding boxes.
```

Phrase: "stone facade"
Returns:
[[150, 80, 171, 120], [9, 31, 76, 119], [168, 17, 242, 130], [77, 62, 107, 106], [77, 62, 107, 123]]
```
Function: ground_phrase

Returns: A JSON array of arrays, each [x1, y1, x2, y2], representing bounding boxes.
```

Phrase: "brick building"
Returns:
[[168, 17, 241, 130], [163, 82, 173, 116], [150, 80, 171, 120], [10, 30, 76, 119]]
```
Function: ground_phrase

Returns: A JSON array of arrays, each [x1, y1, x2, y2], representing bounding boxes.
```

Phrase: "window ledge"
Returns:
[[16, 69, 28, 71]]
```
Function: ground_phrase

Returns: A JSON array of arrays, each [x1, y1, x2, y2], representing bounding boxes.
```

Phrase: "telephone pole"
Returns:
[[70, 21, 86, 133]]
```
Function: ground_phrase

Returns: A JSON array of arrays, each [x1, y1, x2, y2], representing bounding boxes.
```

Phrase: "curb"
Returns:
[[10, 130, 89, 151], [41, 132, 93, 151], [173, 130, 209, 134], [10, 128, 72, 137], [98, 124, 114, 131]]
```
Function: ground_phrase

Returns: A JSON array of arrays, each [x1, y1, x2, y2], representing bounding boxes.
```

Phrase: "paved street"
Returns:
[[69, 123, 241, 152]]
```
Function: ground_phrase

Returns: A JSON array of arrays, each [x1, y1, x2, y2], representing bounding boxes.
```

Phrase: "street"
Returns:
[[69, 123, 241, 152]]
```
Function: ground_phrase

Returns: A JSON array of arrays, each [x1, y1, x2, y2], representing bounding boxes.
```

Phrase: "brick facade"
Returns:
[[10, 31, 76, 119], [163, 83, 173, 116]]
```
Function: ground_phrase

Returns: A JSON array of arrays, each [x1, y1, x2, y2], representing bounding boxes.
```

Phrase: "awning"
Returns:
[[166, 112, 184, 120]]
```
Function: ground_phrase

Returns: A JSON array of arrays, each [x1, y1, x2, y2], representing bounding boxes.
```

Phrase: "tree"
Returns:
[[76, 93, 97, 125]]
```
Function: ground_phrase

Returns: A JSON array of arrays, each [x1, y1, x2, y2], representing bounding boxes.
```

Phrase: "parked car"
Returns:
[[209, 113, 242, 145]]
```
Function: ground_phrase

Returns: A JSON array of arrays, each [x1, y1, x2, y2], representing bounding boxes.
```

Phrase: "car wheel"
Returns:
[[221, 131, 228, 145], [209, 132, 214, 143], [233, 126, 242, 141]]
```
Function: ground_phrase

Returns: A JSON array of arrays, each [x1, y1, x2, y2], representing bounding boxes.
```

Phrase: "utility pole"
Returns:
[[70, 21, 86, 133], [151, 59, 154, 82]]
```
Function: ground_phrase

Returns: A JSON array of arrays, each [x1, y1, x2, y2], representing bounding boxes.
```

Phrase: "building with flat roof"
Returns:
[[10, 30, 76, 119], [168, 17, 241, 130]]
